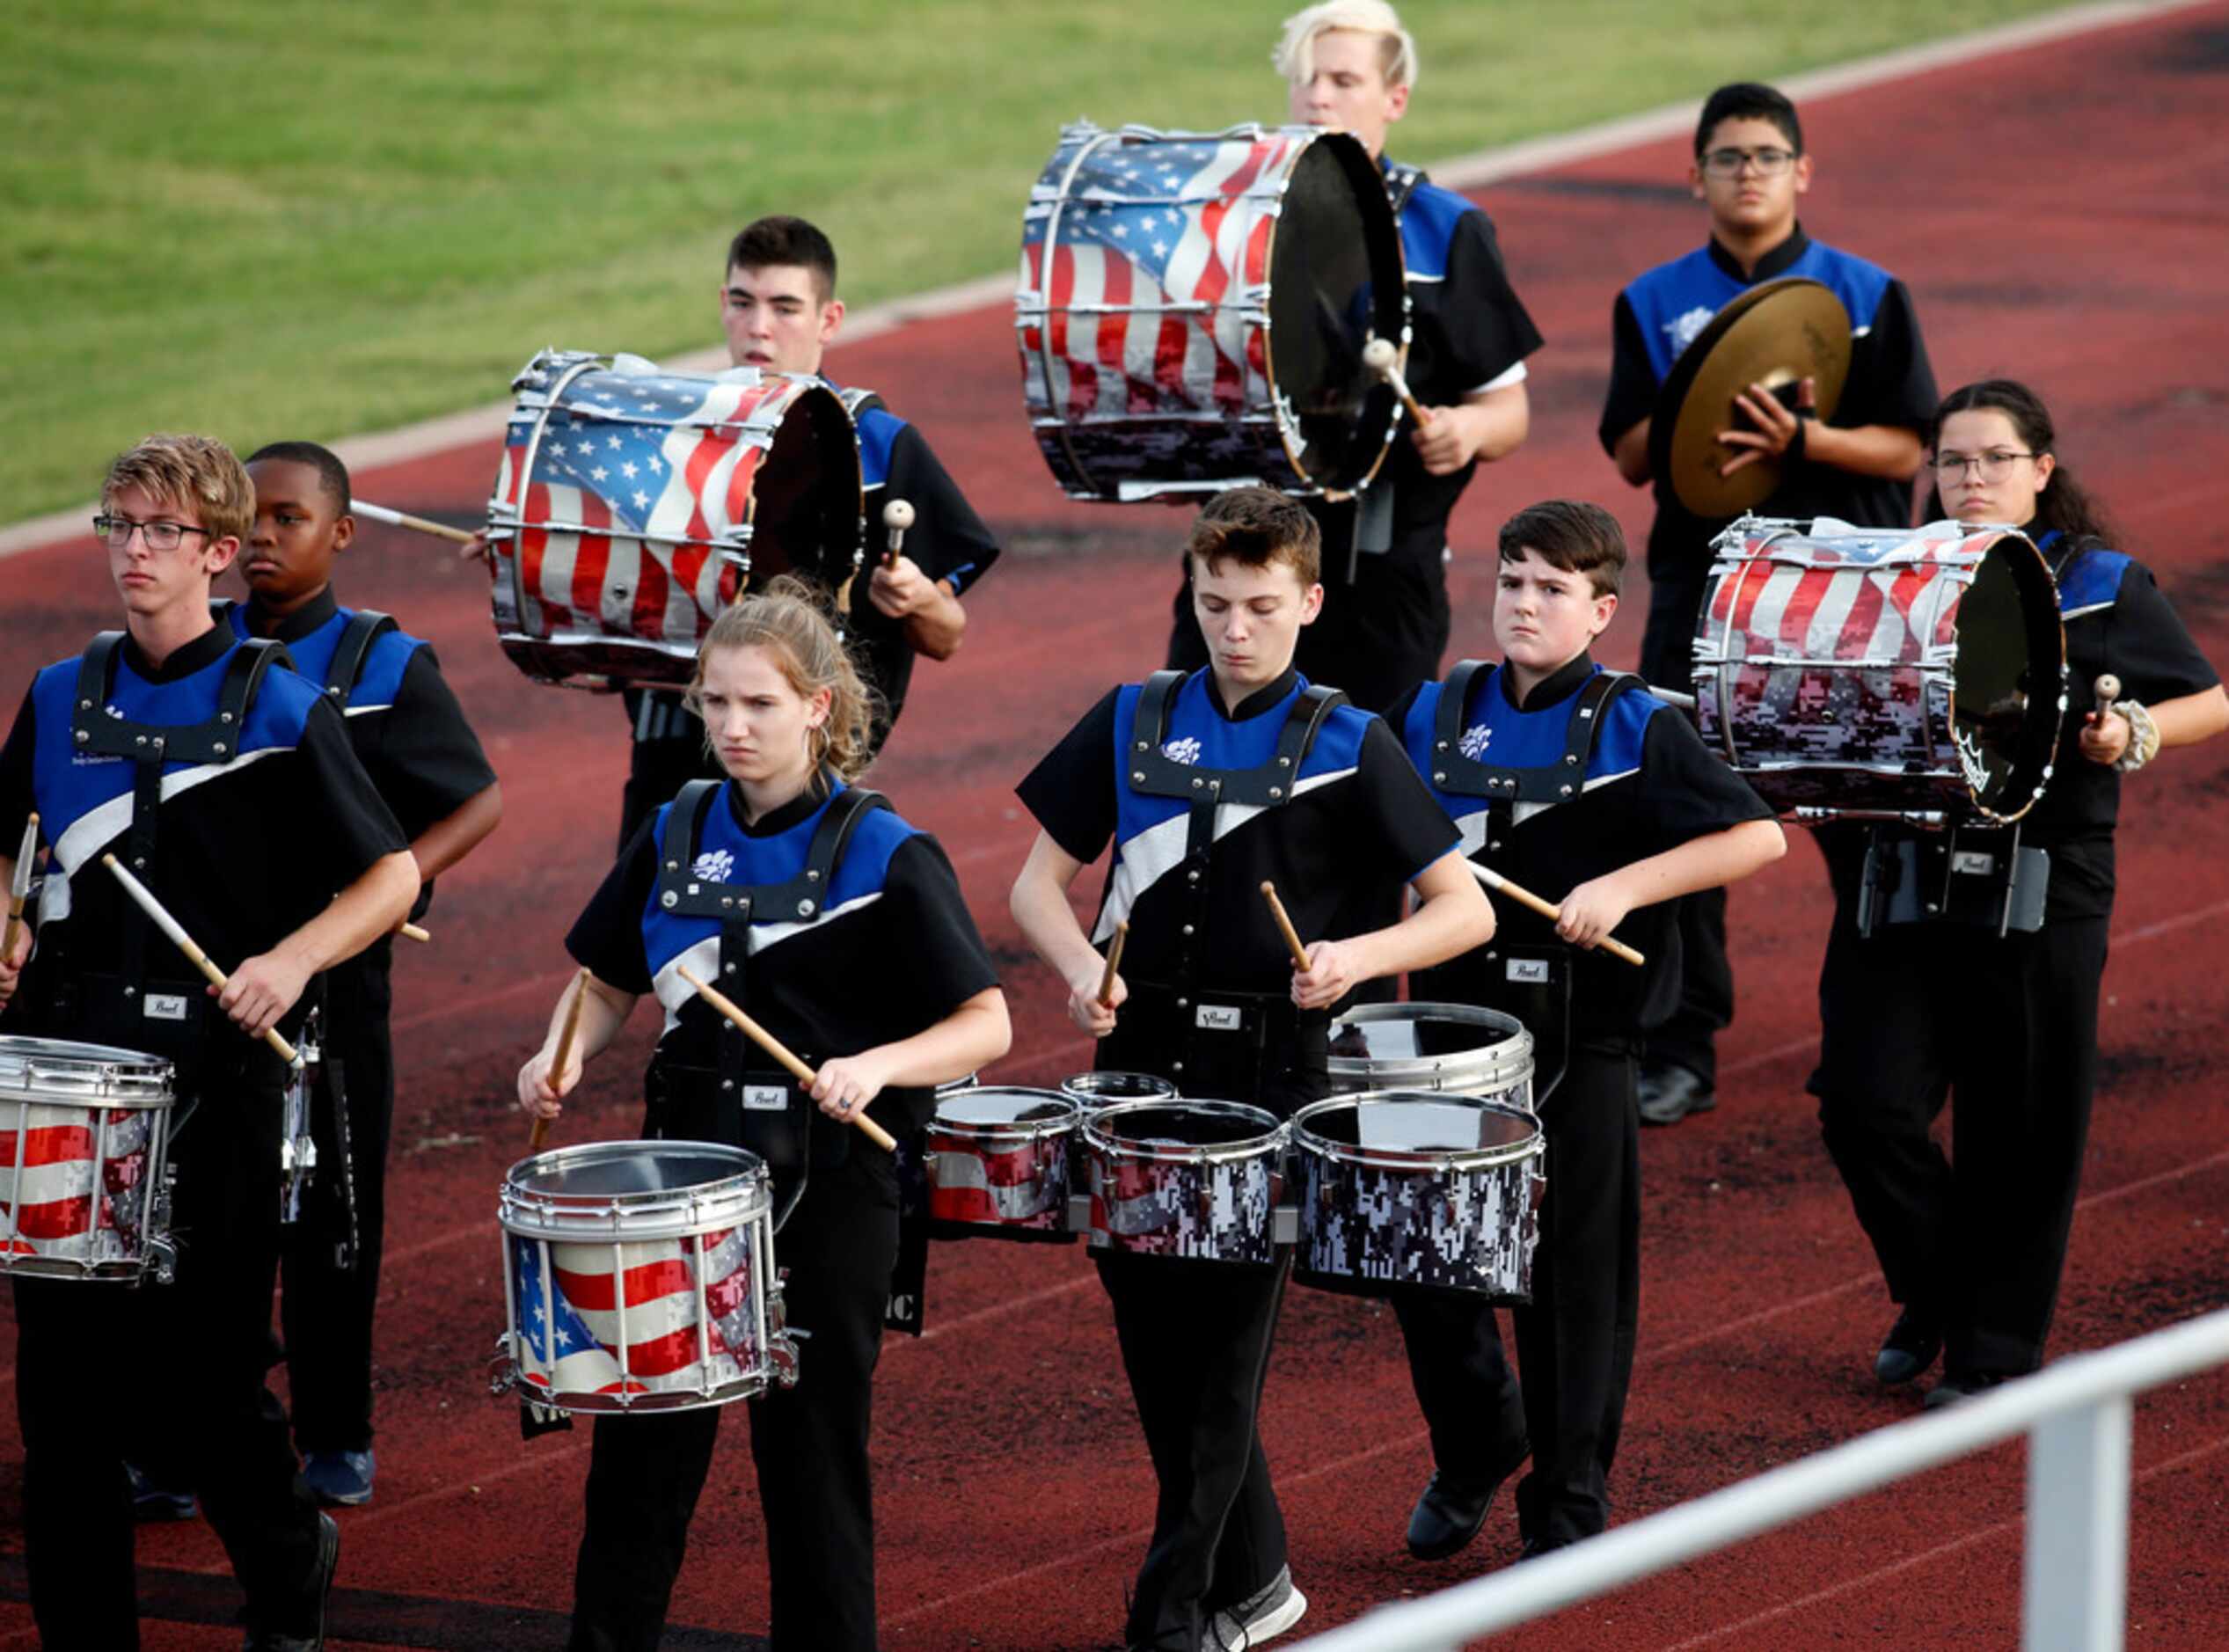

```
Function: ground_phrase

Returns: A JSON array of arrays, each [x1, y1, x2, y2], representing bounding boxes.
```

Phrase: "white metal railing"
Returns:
[[1290, 1306, 2229, 1652]]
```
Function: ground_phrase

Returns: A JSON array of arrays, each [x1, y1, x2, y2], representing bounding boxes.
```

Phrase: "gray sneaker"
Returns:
[[1204, 1566, 1308, 1649]]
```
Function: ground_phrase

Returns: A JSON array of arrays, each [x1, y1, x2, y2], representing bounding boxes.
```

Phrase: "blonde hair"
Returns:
[[103, 434, 254, 544], [1273, 1, 1417, 91], [684, 576, 881, 781]]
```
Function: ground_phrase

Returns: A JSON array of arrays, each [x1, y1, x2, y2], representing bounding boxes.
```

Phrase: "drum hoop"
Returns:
[[929, 1087, 1081, 1144], [0, 1036, 175, 1106], [1291, 1090, 1542, 1172], [1058, 1072, 1180, 1104], [1081, 1098, 1285, 1163], [500, 1139, 771, 1241], [1324, 1000, 1534, 1091]]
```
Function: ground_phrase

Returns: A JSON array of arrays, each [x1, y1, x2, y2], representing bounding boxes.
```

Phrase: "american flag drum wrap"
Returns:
[[496, 1141, 796, 1414], [1016, 122, 1407, 502], [924, 1086, 1081, 1240], [1081, 1099, 1283, 1266], [1292, 1092, 1543, 1303], [1692, 517, 2066, 823], [0, 1036, 175, 1283], [486, 349, 863, 691]]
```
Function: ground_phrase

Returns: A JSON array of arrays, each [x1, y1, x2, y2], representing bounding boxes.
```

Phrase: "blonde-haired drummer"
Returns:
[[1163, 0, 1541, 715], [517, 577, 1009, 1651]]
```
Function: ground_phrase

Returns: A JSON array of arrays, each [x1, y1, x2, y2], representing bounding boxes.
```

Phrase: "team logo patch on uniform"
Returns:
[[1161, 736, 1202, 767], [691, 849, 734, 881], [1665, 305, 1715, 357], [1458, 723, 1493, 760]]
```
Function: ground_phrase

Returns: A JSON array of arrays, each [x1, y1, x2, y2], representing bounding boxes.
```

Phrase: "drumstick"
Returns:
[[100, 852, 301, 1065], [1362, 338, 1430, 426], [397, 921, 431, 944], [675, 964, 898, 1151], [881, 498, 916, 570], [529, 966, 590, 1152], [1466, 860, 1646, 969], [1097, 919, 1129, 1007], [1259, 881, 1312, 971], [353, 500, 479, 546], [4, 812, 36, 963]]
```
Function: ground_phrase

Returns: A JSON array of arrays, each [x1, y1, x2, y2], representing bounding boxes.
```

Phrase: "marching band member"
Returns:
[[1164, 0, 1542, 716], [1598, 82, 1940, 1125], [0, 435, 419, 1648], [1011, 486, 1493, 1649], [1388, 501, 1782, 1559], [516, 577, 1009, 1652], [1816, 381, 2226, 1406]]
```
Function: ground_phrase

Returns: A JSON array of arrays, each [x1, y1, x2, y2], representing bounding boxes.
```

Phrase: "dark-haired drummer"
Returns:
[[0, 435, 420, 1648], [1012, 486, 1492, 1650], [1388, 502, 1781, 1558], [233, 441, 501, 1506]]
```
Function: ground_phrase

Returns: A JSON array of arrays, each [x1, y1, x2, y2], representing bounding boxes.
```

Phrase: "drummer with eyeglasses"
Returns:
[[0, 435, 420, 1648], [1816, 380, 2226, 1410], [1597, 81, 1940, 1128]]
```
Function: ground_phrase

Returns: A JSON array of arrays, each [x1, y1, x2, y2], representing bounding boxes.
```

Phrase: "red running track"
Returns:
[[4, 6, 2229, 1646]]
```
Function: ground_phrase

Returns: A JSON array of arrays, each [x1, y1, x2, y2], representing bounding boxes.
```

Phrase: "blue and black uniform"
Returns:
[[1390, 653, 1772, 1549], [1019, 667, 1458, 1646], [0, 623, 406, 1646], [559, 772, 997, 1652], [1599, 226, 1938, 1093], [1167, 164, 1543, 714], [617, 396, 999, 846], [225, 590, 496, 1462], [1811, 534, 2218, 1385]]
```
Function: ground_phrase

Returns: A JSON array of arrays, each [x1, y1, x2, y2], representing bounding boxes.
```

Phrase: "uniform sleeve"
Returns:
[[0, 687, 34, 848], [884, 833, 1001, 1025], [1598, 291, 1658, 456], [1837, 278, 1938, 435], [1014, 688, 1122, 864], [1436, 209, 1542, 395], [1637, 709, 1776, 850], [363, 647, 499, 839], [1351, 718, 1462, 882], [2112, 563, 2219, 705], [887, 425, 1000, 596], [564, 815, 660, 996], [290, 695, 410, 890]]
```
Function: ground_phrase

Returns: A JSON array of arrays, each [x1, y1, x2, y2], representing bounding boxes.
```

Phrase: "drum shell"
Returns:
[[0, 1036, 175, 1283], [1081, 1099, 1283, 1265], [924, 1086, 1081, 1238]]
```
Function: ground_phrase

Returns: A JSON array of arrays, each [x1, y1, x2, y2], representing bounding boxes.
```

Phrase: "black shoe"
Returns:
[[1406, 1436, 1530, 1561], [1923, 1370, 2013, 1411], [1636, 1064, 1715, 1127], [242, 1511, 339, 1650], [1874, 1308, 1944, 1386]]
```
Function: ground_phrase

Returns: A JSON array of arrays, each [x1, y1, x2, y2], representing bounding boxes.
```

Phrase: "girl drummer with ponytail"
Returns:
[[516, 575, 1010, 1651], [1816, 378, 2227, 1410]]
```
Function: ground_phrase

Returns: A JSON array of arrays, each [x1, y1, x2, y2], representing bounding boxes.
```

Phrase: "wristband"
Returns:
[[1786, 407, 1813, 465], [2113, 699, 2160, 772]]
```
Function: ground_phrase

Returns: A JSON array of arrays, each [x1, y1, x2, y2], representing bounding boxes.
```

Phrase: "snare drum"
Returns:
[[1692, 517, 2067, 822], [1325, 1003, 1533, 1107], [1017, 122, 1407, 503], [1081, 1099, 1283, 1265], [486, 349, 865, 691], [495, 1140, 795, 1414], [0, 1036, 175, 1283], [924, 1086, 1081, 1240], [1292, 1092, 1543, 1300]]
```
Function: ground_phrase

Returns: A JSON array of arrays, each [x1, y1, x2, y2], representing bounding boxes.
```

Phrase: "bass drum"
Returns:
[[1016, 121, 1407, 503], [1692, 517, 2066, 822], [486, 349, 864, 691]]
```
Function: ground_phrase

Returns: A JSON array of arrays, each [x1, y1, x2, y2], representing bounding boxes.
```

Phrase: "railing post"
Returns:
[[2022, 1394, 2132, 1652]]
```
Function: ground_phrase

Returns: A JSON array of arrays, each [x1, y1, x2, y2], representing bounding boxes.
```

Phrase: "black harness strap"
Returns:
[[323, 610, 400, 703], [1428, 662, 1639, 815], [1383, 161, 1427, 216]]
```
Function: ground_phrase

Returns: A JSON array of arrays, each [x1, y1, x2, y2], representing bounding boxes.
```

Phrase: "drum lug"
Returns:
[[1066, 1193, 1093, 1234], [1272, 1204, 1299, 1247], [487, 1334, 519, 1398], [765, 1287, 801, 1390], [146, 1235, 177, 1287]]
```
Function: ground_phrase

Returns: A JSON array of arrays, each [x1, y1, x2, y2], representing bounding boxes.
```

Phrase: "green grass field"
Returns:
[[3, 0, 2073, 523]]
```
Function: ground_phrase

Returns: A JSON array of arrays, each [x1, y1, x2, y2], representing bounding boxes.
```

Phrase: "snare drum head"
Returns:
[[0, 1035, 173, 1100], [933, 1087, 1078, 1129], [1060, 1071, 1179, 1104], [1094, 1099, 1280, 1149], [1301, 1093, 1536, 1155], [512, 1141, 759, 1201], [1952, 532, 2065, 820]]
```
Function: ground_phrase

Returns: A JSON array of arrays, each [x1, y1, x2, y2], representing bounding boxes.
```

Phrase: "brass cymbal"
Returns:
[[1651, 276, 1853, 517]]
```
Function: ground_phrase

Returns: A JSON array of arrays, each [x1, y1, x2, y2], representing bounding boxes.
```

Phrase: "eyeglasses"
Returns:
[[1700, 146, 1797, 178], [1932, 450, 2038, 482], [92, 514, 213, 552]]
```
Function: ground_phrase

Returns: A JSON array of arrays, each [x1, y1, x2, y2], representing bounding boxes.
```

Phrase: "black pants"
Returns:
[[281, 950, 394, 1455], [1393, 1042, 1639, 1548], [13, 1066, 327, 1647], [1811, 905, 2109, 1378], [568, 1151, 902, 1652], [1638, 573, 1732, 1085]]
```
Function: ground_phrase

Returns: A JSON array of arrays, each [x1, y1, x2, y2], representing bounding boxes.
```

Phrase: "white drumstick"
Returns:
[[1362, 338, 1429, 425], [882, 498, 916, 569], [354, 500, 479, 546]]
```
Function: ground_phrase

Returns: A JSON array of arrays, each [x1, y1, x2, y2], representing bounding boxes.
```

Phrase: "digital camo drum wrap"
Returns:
[[1017, 121, 1407, 502], [1692, 517, 2066, 823], [1292, 1091, 1543, 1301], [496, 1140, 795, 1414], [1082, 1099, 1283, 1265], [1326, 1003, 1533, 1106], [486, 349, 863, 691], [0, 1037, 175, 1283], [924, 1086, 1080, 1238]]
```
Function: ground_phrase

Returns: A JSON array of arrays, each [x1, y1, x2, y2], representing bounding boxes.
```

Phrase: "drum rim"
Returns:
[[1324, 1001, 1534, 1092], [500, 1138, 771, 1240], [1080, 1098, 1286, 1162], [1291, 1088, 1543, 1171], [928, 1085, 1081, 1142], [503, 1370, 774, 1414], [0, 1034, 176, 1105], [1057, 1071, 1180, 1102]]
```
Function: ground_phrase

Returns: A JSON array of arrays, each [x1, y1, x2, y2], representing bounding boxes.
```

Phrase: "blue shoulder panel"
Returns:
[[853, 406, 904, 491], [1398, 181, 1473, 281], [2057, 547, 2131, 618], [1622, 239, 1896, 386]]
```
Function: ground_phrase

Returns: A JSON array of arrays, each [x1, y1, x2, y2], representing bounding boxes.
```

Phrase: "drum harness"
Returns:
[[1121, 669, 1347, 1100]]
